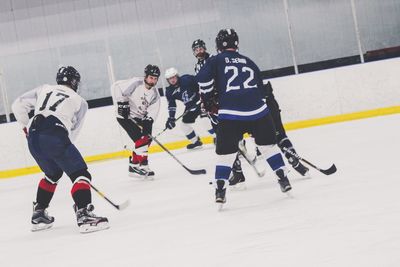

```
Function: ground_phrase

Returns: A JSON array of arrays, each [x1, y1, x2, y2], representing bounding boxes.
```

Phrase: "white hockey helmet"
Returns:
[[165, 67, 179, 79]]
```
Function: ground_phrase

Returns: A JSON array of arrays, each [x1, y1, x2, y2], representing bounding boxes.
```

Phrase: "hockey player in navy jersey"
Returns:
[[197, 29, 292, 205], [192, 39, 246, 188], [12, 66, 109, 233], [164, 67, 212, 149], [261, 81, 309, 176], [192, 39, 211, 75]]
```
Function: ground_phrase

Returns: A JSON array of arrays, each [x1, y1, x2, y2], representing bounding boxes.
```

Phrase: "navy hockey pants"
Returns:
[[27, 116, 87, 182]]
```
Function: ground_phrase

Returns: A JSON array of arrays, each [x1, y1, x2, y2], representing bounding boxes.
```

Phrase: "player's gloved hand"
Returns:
[[165, 117, 176, 130], [117, 101, 130, 119], [203, 98, 218, 115], [141, 116, 154, 135]]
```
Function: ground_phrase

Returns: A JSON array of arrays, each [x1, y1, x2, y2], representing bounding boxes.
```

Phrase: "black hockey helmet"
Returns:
[[144, 64, 160, 78], [192, 39, 206, 51], [56, 66, 81, 91], [216, 28, 239, 51]]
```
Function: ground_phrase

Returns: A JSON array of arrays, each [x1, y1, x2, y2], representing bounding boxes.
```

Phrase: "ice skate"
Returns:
[[74, 204, 109, 234], [292, 161, 310, 178], [276, 169, 292, 193], [286, 149, 310, 177], [229, 156, 246, 190], [215, 180, 227, 211], [187, 138, 203, 149], [129, 157, 155, 179], [31, 202, 54, 232]]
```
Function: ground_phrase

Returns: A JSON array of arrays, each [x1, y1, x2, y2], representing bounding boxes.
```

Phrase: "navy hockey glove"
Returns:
[[165, 117, 176, 130], [203, 98, 218, 115], [117, 101, 130, 119], [141, 117, 154, 135]]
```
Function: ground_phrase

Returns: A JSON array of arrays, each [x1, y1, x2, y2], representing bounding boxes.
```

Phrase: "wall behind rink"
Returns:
[[1, 57, 400, 175]]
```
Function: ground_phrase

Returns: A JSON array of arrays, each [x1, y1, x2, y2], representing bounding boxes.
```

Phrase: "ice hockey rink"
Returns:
[[0, 113, 399, 267]]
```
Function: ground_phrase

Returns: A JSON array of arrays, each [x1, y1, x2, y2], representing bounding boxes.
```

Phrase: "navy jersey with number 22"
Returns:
[[196, 50, 268, 121]]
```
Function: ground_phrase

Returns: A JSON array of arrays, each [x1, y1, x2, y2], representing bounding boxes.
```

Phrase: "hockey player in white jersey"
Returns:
[[11, 66, 109, 233], [111, 64, 161, 178]]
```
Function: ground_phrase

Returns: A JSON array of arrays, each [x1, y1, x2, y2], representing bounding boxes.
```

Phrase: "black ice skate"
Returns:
[[129, 157, 155, 178], [74, 204, 109, 234], [229, 156, 246, 189], [31, 202, 54, 232], [275, 169, 292, 193], [215, 179, 227, 206], [292, 161, 310, 177], [286, 149, 309, 177], [187, 138, 203, 149]]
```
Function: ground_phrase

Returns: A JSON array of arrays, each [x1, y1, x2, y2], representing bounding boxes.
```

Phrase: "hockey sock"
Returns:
[[71, 177, 92, 210], [215, 153, 237, 183], [36, 177, 58, 209], [258, 144, 287, 171], [181, 123, 199, 143], [132, 135, 151, 164]]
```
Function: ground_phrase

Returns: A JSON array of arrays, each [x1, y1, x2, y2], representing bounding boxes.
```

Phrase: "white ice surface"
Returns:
[[1, 114, 400, 267]]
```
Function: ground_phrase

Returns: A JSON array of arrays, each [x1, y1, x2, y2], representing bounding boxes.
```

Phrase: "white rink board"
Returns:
[[1, 58, 400, 171]]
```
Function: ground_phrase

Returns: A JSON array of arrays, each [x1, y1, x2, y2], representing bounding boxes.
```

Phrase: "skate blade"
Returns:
[[79, 222, 110, 234], [187, 146, 203, 151], [217, 202, 224, 211], [285, 191, 294, 198], [31, 223, 53, 232], [129, 172, 155, 180], [229, 182, 247, 191]]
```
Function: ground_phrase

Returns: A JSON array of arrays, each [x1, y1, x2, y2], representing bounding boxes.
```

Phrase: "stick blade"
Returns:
[[116, 199, 130, 210], [187, 168, 207, 175], [320, 164, 337, 175]]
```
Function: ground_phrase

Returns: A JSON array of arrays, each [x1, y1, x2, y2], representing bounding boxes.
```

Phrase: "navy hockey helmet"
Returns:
[[192, 39, 206, 51], [216, 28, 239, 51], [144, 64, 161, 78], [56, 66, 81, 91]]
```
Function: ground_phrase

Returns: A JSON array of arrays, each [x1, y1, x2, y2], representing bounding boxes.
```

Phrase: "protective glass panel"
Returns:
[[287, 0, 360, 64], [355, 0, 400, 52]]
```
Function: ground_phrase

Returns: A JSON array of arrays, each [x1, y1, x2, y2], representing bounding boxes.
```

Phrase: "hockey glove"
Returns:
[[165, 117, 176, 130], [117, 101, 130, 119], [203, 98, 218, 115], [141, 117, 154, 135]]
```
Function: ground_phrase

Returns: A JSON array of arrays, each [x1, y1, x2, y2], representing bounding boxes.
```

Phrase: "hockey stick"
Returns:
[[153, 100, 202, 139], [130, 119, 207, 175], [282, 147, 337, 175], [90, 184, 130, 210]]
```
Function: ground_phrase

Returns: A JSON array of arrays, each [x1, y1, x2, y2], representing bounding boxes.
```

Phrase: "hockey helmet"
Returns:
[[216, 28, 239, 51], [165, 67, 179, 79], [192, 39, 206, 51], [56, 66, 81, 91], [144, 64, 161, 78]]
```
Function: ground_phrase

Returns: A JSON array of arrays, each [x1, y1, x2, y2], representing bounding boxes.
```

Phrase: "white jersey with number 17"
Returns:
[[12, 84, 88, 141]]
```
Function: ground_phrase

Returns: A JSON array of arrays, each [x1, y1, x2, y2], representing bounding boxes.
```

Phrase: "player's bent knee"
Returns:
[[69, 169, 92, 183], [45, 171, 63, 184]]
